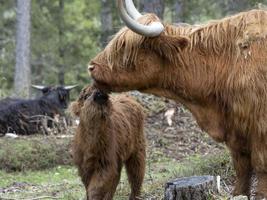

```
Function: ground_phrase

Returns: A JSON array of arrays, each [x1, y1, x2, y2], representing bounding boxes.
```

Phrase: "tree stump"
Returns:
[[164, 176, 220, 200]]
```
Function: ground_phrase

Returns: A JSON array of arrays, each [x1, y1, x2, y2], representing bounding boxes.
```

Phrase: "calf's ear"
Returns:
[[69, 102, 81, 117], [143, 35, 189, 64]]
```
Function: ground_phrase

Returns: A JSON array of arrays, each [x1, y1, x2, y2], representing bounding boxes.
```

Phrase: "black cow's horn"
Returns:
[[31, 85, 46, 90], [64, 85, 78, 90]]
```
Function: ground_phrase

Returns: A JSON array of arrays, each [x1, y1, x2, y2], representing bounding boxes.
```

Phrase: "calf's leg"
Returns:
[[87, 167, 119, 200], [125, 149, 146, 200]]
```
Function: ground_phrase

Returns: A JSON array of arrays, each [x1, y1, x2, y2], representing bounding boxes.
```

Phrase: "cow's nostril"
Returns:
[[88, 65, 95, 72]]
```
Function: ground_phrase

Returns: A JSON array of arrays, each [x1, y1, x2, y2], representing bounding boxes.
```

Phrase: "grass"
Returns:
[[0, 166, 84, 200], [0, 149, 233, 200], [0, 136, 72, 172]]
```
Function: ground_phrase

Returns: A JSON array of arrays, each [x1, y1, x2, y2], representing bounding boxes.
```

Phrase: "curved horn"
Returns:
[[118, 0, 164, 37], [64, 84, 78, 90], [31, 85, 46, 90], [125, 0, 142, 19]]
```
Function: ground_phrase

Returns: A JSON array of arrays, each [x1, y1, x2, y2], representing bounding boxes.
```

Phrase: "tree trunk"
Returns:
[[100, 0, 113, 48], [14, 0, 31, 98], [58, 0, 65, 85], [165, 176, 220, 200], [140, 0, 165, 20], [221, 0, 250, 15]]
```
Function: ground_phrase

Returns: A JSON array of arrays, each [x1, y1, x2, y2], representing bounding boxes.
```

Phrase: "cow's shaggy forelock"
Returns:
[[101, 14, 189, 68], [105, 14, 159, 68]]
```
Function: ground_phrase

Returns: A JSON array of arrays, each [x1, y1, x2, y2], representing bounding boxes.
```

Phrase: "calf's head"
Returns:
[[93, 91, 109, 105], [79, 89, 111, 122], [70, 85, 109, 118]]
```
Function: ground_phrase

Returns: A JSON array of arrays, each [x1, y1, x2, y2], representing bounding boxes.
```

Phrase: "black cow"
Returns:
[[0, 98, 21, 110], [0, 85, 77, 135]]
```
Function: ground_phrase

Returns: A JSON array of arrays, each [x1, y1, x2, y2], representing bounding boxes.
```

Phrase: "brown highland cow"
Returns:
[[71, 86, 146, 200], [88, 0, 267, 198]]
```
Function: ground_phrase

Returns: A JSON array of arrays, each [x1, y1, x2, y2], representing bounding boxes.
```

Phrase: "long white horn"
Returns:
[[118, 0, 164, 37], [64, 84, 78, 90], [125, 0, 142, 19], [31, 85, 46, 90]]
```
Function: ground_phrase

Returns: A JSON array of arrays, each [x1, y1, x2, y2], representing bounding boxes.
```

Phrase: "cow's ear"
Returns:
[[144, 35, 189, 63]]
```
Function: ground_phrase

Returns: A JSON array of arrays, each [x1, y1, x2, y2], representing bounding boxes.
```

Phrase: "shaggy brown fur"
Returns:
[[71, 86, 146, 200], [89, 9, 267, 198]]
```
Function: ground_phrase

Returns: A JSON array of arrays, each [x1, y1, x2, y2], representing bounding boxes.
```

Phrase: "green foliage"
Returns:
[[0, 0, 16, 91], [31, 0, 101, 86], [1, 0, 267, 94], [0, 0, 101, 94]]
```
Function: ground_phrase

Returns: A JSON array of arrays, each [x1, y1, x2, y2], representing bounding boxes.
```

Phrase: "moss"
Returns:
[[169, 149, 234, 185], [0, 137, 72, 172]]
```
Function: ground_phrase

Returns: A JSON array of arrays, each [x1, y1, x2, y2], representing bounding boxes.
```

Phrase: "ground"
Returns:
[[0, 92, 234, 200]]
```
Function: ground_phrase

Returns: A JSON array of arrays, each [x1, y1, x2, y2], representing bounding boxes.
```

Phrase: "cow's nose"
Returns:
[[88, 65, 95, 72]]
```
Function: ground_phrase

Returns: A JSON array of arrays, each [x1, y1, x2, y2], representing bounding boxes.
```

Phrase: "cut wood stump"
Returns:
[[232, 196, 248, 200], [165, 176, 220, 200]]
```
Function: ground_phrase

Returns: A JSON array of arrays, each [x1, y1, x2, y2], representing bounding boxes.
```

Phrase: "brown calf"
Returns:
[[71, 86, 146, 200]]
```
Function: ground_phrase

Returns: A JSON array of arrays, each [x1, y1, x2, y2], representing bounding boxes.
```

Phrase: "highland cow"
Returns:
[[0, 98, 21, 110], [71, 86, 146, 200], [0, 85, 77, 135], [88, 0, 267, 198]]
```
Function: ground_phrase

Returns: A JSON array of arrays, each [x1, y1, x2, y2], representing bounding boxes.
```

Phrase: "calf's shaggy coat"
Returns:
[[71, 86, 146, 200]]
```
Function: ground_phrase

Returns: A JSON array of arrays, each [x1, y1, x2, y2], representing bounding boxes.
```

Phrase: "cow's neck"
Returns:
[[141, 20, 256, 143]]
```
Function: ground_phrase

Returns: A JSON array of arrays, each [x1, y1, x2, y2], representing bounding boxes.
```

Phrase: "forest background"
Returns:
[[0, 0, 267, 98]]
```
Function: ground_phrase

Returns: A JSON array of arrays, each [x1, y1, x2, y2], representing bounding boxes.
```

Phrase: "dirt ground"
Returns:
[[132, 92, 225, 160]]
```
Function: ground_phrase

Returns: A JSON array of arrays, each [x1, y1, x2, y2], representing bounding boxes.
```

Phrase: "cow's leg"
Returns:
[[125, 149, 146, 200], [230, 149, 252, 196], [255, 172, 267, 199], [250, 132, 267, 199]]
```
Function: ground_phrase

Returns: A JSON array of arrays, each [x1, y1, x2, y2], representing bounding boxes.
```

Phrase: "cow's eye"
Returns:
[[59, 95, 65, 101]]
